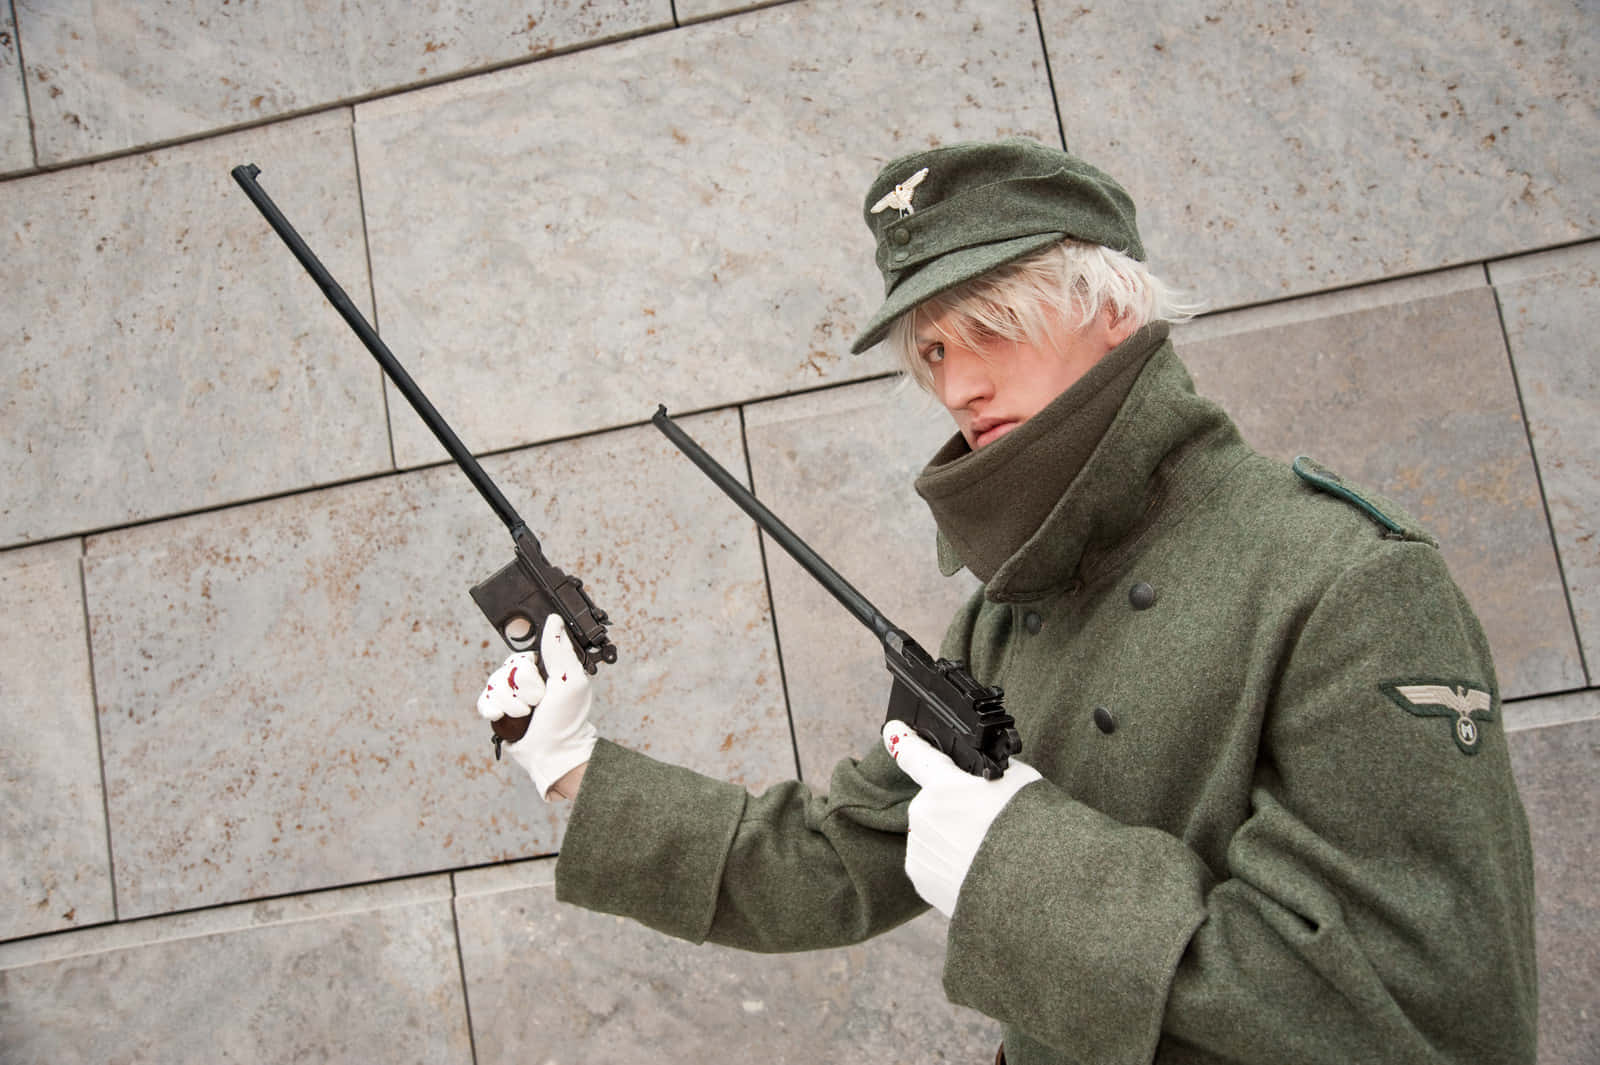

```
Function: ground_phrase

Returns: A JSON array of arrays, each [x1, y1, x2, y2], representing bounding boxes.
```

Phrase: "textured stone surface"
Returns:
[[352, 0, 1056, 467], [84, 412, 791, 917], [0, 3, 28, 174], [1, 110, 392, 548], [1505, 702, 1600, 1065], [1040, 0, 1600, 310], [1491, 243, 1600, 679], [455, 858, 997, 1064], [1179, 282, 1583, 699], [0, 540, 115, 942], [0, 875, 472, 1064], [743, 378, 980, 780], [14, 0, 672, 166]]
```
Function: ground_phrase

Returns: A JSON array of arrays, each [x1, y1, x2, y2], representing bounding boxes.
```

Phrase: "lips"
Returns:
[[970, 418, 1017, 448]]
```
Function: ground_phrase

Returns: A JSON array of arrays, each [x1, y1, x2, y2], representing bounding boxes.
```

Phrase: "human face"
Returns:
[[915, 304, 1136, 449]]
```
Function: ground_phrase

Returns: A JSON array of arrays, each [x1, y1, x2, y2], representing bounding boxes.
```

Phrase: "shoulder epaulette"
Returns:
[[1292, 456, 1438, 546]]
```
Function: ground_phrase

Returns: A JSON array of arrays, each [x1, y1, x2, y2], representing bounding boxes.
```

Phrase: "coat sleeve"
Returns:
[[939, 543, 1539, 1065], [554, 736, 928, 952]]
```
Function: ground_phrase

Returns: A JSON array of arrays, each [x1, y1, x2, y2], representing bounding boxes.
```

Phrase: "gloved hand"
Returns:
[[477, 615, 597, 801], [884, 720, 1043, 918]]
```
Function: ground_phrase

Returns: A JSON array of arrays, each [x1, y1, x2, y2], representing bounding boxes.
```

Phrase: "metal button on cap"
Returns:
[[1129, 582, 1156, 610], [1024, 611, 1043, 635], [1092, 706, 1116, 734], [893, 228, 911, 245]]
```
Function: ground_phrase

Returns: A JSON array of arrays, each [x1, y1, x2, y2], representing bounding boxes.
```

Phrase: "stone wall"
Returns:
[[2, 1, 1595, 1061]]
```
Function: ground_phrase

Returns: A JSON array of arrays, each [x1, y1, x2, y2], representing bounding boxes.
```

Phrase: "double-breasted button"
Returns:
[[1092, 705, 1117, 734], [1024, 611, 1043, 635], [1129, 582, 1157, 610]]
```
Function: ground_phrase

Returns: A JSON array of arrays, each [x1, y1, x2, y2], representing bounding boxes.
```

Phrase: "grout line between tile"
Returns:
[[75, 539, 120, 925], [737, 405, 806, 783], [449, 873, 482, 1065], [349, 109, 400, 473], [1488, 277, 1592, 688], [8, 0, 38, 171], [1033, 0, 1068, 152]]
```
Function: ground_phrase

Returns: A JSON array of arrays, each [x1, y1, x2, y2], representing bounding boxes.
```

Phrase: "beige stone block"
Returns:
[[1179, 283, 1583, 698], [351, 0, 1058, 467], [0, 874, 473, 1063], [2, 110, 393, 547], [0, 539, 115, 941], [454, 858, 998, 1064], [15, 0, 673, 166], [1506, 705, 1600, 1065], [1041, 0, 1600, 310], [1490, 242, 1600, 677], [84, 413, 791, 917]]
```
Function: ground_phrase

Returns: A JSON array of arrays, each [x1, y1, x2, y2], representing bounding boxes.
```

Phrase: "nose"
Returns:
[[935, 347, 993, 415]]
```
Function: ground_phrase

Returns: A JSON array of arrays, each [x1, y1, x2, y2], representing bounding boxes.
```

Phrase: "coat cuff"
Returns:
[[942, 781, 1208, 1065], [554, 739, 748, 943]]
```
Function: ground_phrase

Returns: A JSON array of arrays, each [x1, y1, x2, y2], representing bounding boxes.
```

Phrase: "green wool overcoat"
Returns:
[[556, 331, 1539, 1065]]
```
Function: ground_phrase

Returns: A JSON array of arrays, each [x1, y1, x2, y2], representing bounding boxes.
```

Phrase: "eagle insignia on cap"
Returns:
[[872, 167, 929, 217], [1381, 681, 1496, 754]]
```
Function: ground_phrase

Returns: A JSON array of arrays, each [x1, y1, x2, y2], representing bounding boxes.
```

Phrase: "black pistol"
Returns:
[[652, 407, 1019, 778], [232, 163, 618, 756]]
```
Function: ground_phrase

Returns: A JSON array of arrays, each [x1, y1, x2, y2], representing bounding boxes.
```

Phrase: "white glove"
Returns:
[[884, 720, 1043, 918], [477, 615, 597, 801]]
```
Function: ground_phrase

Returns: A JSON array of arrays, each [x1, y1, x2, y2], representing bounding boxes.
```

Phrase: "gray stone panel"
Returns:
[[352, 0, 1057, 467], [0, 4, 29, 175], [1505, 700, 1600, 1065], [0, 876, 472, 1063], [743, 379, 980, 779], [1040, 0, 1600, 310], [1, 111, 393, 548], [455, 859, 998, 1063], [84, 412, 791, 918], [1177, 282, 1583, 699], [0, 540, 115, 941], [1491, 243, 1600, 680], [14, 0, 672, 167]]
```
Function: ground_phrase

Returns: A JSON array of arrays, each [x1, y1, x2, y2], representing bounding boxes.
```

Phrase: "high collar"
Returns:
[[915, 329, 1241, 602]]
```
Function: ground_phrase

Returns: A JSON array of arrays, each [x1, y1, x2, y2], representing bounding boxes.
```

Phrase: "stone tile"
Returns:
[[1506, 707, 1600, 1065], [1040, 0, 1600, 311], [83, 413, 791, 918], [0, 874, 473, 1063], [0, 4, 30, 175], [1, 111, 393, 548], [352, 0, 1057, 467], [743, 379, 980, 779], [0, 539, 115, 942], [14, 0, 673, 166], [1490, 243, 1600, 680], [674, 0, 772, 23], [454, 858, 998, 1064], [1178, 283, 1583, 699]]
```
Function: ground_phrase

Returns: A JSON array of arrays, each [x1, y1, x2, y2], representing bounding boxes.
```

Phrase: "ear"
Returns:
[[1103, 305, 1140, 348]]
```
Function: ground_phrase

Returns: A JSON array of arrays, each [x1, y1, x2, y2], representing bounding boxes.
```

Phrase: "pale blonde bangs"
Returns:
[[888, 240, 1201, 390]]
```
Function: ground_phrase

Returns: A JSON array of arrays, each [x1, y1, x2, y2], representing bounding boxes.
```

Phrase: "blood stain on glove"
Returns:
[[507, 666, 520, 692]]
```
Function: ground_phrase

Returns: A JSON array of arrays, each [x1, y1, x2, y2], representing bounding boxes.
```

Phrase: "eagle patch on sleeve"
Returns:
[[1381, 681, 1497, 754]]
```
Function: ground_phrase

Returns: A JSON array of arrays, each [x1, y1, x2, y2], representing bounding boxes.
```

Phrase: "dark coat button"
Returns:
[[1024, 611, 1043, 634], [1092, 706, 1117, 734], [1129, 582, 1157, 610]]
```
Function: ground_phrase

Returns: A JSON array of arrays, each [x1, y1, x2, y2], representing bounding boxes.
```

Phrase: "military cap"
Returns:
[[851, 139, 1144, 353]]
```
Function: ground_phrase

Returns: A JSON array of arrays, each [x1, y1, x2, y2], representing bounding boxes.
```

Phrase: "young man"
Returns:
[[477, 140, 1538, 1065]]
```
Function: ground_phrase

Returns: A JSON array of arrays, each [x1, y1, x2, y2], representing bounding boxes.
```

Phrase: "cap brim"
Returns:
[[849, 231, 1064, 354]]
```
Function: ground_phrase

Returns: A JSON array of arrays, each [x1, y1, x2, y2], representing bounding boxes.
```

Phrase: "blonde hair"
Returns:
[[888, 240, 1203, 390]]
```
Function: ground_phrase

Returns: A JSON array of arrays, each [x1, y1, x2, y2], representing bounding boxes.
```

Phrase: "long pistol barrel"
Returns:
[[231, 163, 527, 537], [651, 407, 893, 642]]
